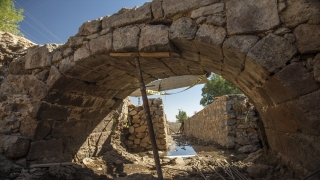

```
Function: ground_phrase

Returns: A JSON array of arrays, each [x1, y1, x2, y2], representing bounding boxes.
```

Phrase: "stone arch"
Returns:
[[1, 0, 320, 177]]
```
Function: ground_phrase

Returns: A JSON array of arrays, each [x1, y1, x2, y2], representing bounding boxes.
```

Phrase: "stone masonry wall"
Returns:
[[125, 98, 168, 152], [184, 95, 260, 152]]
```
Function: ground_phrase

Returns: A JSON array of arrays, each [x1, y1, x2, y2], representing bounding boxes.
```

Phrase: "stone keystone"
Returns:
[[113, 26, 140, 52], [139, 25, 175, 52]]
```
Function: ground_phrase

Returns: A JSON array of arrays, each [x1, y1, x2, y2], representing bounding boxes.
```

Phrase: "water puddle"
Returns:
[[166, 144, 197, 158]]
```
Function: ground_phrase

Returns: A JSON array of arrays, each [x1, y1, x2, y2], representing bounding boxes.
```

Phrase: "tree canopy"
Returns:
[[0, 0, 24, 35], [175, 109, 189, 123], [200, 74, 243, 106]]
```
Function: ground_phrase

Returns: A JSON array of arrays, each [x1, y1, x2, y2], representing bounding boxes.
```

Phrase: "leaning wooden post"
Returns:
[[134, 56, 164, 180]]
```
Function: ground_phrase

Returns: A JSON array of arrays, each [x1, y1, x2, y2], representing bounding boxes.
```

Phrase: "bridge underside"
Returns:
[[0, 0, 320, 177]]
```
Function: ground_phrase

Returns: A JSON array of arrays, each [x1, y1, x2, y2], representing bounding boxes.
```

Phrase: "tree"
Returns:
[[0, 0, 24, 35], [200, 74, 242, 106], [175, 109, 189, 123]]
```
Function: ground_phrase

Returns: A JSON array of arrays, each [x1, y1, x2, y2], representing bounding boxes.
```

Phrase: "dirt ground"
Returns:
[[11, 131, 302, 180]]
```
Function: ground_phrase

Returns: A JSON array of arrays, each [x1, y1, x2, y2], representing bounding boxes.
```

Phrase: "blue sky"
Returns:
[[15, 0, 206, 122]]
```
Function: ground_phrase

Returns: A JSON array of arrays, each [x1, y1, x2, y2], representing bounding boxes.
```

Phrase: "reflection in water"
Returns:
[[167, 141, 197, 158]]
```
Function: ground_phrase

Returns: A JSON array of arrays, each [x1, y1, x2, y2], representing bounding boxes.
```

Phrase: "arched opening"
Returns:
[[1, 0, 319, 178]]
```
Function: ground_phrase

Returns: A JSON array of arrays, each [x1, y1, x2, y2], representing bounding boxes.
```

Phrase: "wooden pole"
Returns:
[[134, 57, 164, 180]]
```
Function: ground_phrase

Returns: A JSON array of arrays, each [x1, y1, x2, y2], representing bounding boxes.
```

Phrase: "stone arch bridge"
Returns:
[[1, 0, 320, 177]]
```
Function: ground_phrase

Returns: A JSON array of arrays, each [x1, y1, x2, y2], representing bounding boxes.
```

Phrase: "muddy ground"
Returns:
[[7, 131, 302, 180]]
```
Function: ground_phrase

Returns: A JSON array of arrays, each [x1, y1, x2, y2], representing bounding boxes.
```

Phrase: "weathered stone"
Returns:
[[294, 24, 320, 54], [141, 136, 150, 143], [274, 27, 291, 35], [27, 139, 63, 160], [102, 3, 152, 28], [34, 69, 49, 81], [226, 0, 279, 34], [19, 75, 49, 100], [151, 0, 164, 19], [129, 110, 137, 116], [34, 121, 53, 140], [283, 33, 295, 44], [89, 33, 113, 54], [247, 164, 270, 178], [238, 145, 258, 154], [139, 25, 174, 52], [314, 54, 320, 82], [125, 140, 133, 146], [226, 119, 237, 126], [52, 51, 62, 62], [132, 118, 141, 124], [190, 3, 224, 19], [265, 63, 319, 104], [195, 24, 226, 60], [63, 48, 73, 57], [100, 28, 113, 35], [134, 139, 141, 144], [162, 0, 219, 18], [223, 35, 259, 70], [113, 26, 140, 52], [169, 17, 198, 41], [78, 19, 101, 36], [0, 136, 30, 159], [246, 33, 297, 75], [206, 15, 225, 26], [281, 0, 320, 28], [135, 125, 147, 133], [47, 65, 62, 88], [136, 133, 145, 139], [25, 44, 58, 69], [74, 46, 90, 62]]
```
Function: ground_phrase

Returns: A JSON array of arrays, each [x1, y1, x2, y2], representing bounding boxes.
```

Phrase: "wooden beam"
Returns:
[[109, 52, 177, 58], [139, 52, 170, 57]]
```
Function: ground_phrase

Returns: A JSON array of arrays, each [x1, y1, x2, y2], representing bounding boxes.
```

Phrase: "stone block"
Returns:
[[191, 3, 224, 19], [74, 46, 90, 62], [67, 36, 84, 48], [246, 33, 297, 74], [25, 44, 58, 70], [294, 24, 320, 54], [195, 24, 226, 60], [223, 35, 259, 70], [89, 33, 113, 54], [19, 75, 49, 100], [226, 0, 279, 34], [162, 0, 219, 18], [113, 26, 140, 52], [265, 63, 319, 104], [135, 125, 147, 133], [1, 136, 30, 159], [47, 65, 62, 88], [151, 0, 163, 19], [281, 0, 320, 28], [27, 139, 63, 160], [34, 121, 53, 140], [139, 25, 175, 52], [206, 15, 225, 26], [78, 19, 101, 36], [136, 133, 145, 139], [169, 17, 197, 41], [102, 3, 152, 28]]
